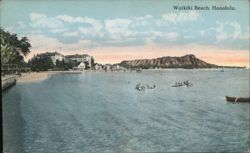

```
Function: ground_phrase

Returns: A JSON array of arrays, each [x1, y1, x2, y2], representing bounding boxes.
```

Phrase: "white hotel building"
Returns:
[[38, 52, 65, 65], [38, 52, 93, 68], [65, 54, 92, 68]]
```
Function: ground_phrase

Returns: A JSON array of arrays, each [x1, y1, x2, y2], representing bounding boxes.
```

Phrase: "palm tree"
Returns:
[[18, 36, 31, 56], [0, 28, 31, 65]]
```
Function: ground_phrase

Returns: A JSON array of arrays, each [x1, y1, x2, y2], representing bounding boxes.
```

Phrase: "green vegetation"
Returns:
[[28, 55, 87, 71], [55, 60, 80, 70], [0, 28, 31, 66], [28, 55, 54, 71], [84, 61, 90, 69], [91, 57, 96, 67]]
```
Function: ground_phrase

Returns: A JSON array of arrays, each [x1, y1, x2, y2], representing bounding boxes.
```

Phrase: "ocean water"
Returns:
[[2, 69, 250, 153]]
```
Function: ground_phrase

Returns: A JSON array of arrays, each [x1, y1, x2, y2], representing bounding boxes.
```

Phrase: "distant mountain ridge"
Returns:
[[119, 54, 219, 69]]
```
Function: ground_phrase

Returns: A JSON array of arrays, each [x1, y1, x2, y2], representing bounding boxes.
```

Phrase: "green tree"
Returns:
[[91, 57, 96, 67], [29, 55, 54, 71], [84, 61, 90, 70], [0, 28, 31, 65], [56, 59, 72, 70]]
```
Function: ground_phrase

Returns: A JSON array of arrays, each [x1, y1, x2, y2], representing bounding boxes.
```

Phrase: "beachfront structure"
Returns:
[[112, 65, 126, 71], [74, 62, 85, 70], [65, 54, 92, 68], [38, 52, 65, 65], [104, 64, 112, 70], [72, 62, 87, 70], [94, 64, 103, 70]]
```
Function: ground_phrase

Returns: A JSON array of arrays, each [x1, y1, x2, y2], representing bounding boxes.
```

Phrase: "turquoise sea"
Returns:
[[2, 69, 250, 153]]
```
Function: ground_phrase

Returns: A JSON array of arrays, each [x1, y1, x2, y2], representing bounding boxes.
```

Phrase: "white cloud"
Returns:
[[155, 20, 167, 27], [132, 14, 153, 21], [57, 15, 99, 25], [5, 22, 26, 33], [214, 21, 225, 33], [230, 21, 249, 40], [130, 15, 154, 29], [105, 37, 137, 44], [28, 13, 183, 43], [184, 35, 194, 39], [165, 32, 179, 41], [67, 40, 97, 50], [56, 15, 103, 36], [214, 21, 249, 42], [152, 31, 178, 41], [150, 31, 163, 37], [79, 27, 104, 37], [214, 21, 228, 41], [29, 13, 64, 29], [50, 28, 68, 34], [84, 17, 103, 33], [216, 33, 229, 42], [28, 35, 96, 52], [63, 31, 78, 37], [28, 35, 63, 50], [30, 13, 46, 21], [30, 30, 42, 35], [105, 18, 132, 34], [4, 26, 14, 33], [56, 15, 75, 23], [145, 31, 179, 43], [162, 11, 200, 24], [17, 21, 26, 29], [200, 30, 205, 36], [29, 13, 104, 37]]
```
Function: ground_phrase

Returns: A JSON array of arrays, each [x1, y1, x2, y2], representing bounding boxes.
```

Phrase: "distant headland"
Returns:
[[118, 54, 245, 69]]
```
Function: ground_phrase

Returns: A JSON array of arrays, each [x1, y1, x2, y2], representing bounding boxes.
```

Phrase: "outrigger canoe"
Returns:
[[171, 84, 183, 87], [171, 83, 193, 87], [226, 96, 250, 103]]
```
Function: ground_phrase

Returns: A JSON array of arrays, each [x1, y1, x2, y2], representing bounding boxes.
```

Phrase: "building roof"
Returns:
[[38, 52, 64, 57], [78, 62, 85, 65], [65, 54, 91, 58]]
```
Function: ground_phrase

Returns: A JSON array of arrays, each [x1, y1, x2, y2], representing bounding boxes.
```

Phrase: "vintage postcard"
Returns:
[[1, 0, 249, 152]]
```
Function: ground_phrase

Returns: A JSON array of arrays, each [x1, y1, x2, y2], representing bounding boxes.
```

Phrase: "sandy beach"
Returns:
[[16, 71, 83, 84], [16, 72, 51, 84]]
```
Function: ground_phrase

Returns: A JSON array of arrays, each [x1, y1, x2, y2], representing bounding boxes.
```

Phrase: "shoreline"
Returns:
[[16, 72, 50, 84], [14, 68, 249, 84], [16, 71, 83, 84]]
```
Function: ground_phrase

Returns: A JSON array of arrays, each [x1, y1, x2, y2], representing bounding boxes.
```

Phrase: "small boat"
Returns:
[[226, 96, 250, 103], [136, 83, 155, 91], [172, 80, 193, 88], [136, 86, 145, 91], [171, 84, 183, 87], [146, 84, 156, 89], [185, 83, 193, 87]]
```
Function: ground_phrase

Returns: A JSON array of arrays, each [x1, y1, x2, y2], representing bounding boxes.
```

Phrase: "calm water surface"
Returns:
[[3, 69, 250, 153]]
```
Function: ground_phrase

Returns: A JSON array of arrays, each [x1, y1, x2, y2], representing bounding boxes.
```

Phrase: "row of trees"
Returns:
[[27, 55, 93, 72], [1, 28, 31, 66], [28, 55, 54, 71]]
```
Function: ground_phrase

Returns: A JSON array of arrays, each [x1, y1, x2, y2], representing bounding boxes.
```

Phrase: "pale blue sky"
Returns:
[[0, 0, 249, 65]]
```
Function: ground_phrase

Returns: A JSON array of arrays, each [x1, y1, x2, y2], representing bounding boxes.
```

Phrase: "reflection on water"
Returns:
[[3, 69, 250, 152]]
